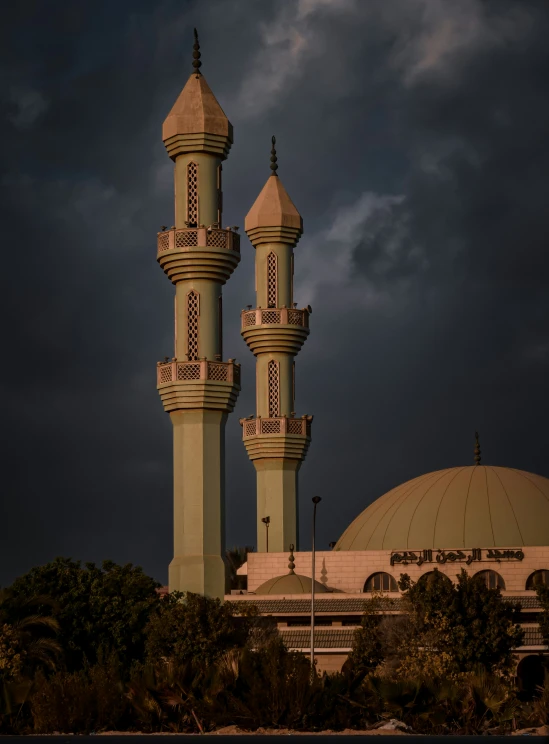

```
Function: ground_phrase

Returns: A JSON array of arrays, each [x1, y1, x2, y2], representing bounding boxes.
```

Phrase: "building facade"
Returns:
[[230, 463, 549, 676]]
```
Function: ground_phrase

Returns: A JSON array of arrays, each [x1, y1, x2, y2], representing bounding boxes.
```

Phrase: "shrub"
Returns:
[[29, 655, 128, 734]]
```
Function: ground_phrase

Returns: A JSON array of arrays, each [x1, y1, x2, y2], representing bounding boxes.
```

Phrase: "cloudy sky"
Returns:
[[1, 0, 548, 587]]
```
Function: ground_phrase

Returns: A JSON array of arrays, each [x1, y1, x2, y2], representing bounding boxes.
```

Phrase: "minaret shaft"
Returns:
[[156, 47, 239, 600], [255, 242, 293, 308], [256, 353, 294, 418], [174, 152, 222, 229], [241, 151, 312, 554], [175, 280, 222, 361]]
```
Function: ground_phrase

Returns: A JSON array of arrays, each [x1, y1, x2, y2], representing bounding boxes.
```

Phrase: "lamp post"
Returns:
[[261, 516, 270, 552], [310, 496, 321, 674]]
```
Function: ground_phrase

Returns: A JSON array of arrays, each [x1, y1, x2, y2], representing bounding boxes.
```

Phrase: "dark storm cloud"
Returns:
[[1, 0, 548, 586]]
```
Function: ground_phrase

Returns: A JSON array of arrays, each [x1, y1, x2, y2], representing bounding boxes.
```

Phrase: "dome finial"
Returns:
[[192, 28, 202, 77], [288, 544, 295, 574], [474, 430, 481, 465], [270, 135, 278, 175]]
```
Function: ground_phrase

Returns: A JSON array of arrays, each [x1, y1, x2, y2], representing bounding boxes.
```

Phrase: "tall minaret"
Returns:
[[240, 137, 313, 552], [156, 30, 240, 599]]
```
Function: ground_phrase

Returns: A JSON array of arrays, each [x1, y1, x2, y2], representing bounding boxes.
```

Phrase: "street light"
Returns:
[[261, 516, 271, 552], [310, 496, 321, 674]]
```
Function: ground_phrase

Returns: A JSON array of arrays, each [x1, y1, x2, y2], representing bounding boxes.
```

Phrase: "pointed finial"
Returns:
[[192, 28, 202, 77], [288, 544, 295, 574], [270, 135, 278, 175], [474, 431, 481, 465]]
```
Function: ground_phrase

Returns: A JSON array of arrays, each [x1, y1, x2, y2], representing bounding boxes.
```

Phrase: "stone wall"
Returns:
[[247, 546, 549, 594]]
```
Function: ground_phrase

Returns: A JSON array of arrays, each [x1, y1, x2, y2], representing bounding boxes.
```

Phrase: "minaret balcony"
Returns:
[[157, 226, 240, 254], [239, 416, 313, 462], [240, 415, 312, 438], [157, 358, 240, 386], [157, 227, 240, 285], [241, 307, 308, 329], [241, 308, 310, 356], [157, 359, 240, 413]]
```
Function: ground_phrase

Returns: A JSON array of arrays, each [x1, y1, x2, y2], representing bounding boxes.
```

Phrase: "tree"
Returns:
[[144, 591, 254, 669], [4, 558, 160, 673], [0, 589, 61, 681], [397, 569, 523, 679], [348, 569, 523, 681], [345, 597, 387, 678]]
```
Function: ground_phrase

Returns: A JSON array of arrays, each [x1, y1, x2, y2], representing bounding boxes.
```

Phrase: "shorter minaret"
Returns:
[[240, 138, 313, 552]]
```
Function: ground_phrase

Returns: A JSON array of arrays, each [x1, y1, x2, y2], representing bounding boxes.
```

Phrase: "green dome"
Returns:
[[335, 466, 549, 551], [254, 573, 328, 595]]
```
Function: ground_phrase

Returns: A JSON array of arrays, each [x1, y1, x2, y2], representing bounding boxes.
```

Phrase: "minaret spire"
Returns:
[[288, 544, 296, 574], [192, 28, 202, 77], [240, 152, 312, 553], [474, 431, 481, 465], [270, 135, 278, 175]]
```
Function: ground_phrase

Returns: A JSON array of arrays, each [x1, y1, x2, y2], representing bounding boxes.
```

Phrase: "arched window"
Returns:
[[475, 570, 505, 590], [526, 570, 549, 589], [187, 161, 199, 227], [187, 290, 200, 361], [364, 572, 398, 593], [267, 252, 278, 308]]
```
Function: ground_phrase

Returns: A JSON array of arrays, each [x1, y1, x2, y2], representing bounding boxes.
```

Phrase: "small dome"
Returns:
[[254, 573, 328, 595], [245, 175, 302, 233], [335, 466, 549, 551], [163, 73, 233, 142]]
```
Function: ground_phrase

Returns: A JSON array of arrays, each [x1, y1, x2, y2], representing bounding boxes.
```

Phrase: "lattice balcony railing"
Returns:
[[240, 416, 312, 438], [241, 308, 309, 329], [157, 359, 241, 386], [157, 227, 240, 254]]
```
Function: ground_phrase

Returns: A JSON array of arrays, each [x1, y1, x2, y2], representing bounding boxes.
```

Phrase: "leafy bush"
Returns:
[[144, 591, 254, 669]]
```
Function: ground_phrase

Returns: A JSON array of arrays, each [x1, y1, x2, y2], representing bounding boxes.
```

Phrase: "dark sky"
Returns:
[[2, 0, 549, 588]]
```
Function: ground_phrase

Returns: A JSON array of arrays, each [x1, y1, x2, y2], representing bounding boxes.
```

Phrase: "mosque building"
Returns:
[[155, 32, 549, 678]]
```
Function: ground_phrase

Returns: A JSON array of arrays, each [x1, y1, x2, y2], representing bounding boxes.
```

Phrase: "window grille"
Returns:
[[187, 161, 199, 226], [177, 363, 200, 380], [287, 419, 303, 435], [267, 252, 277, 308], [268, 360, 280, 417], [176, 230, 198, 248], [158, 233, 170, 252], [261, 419, 281, 434], [187, 291, 199, 361]]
